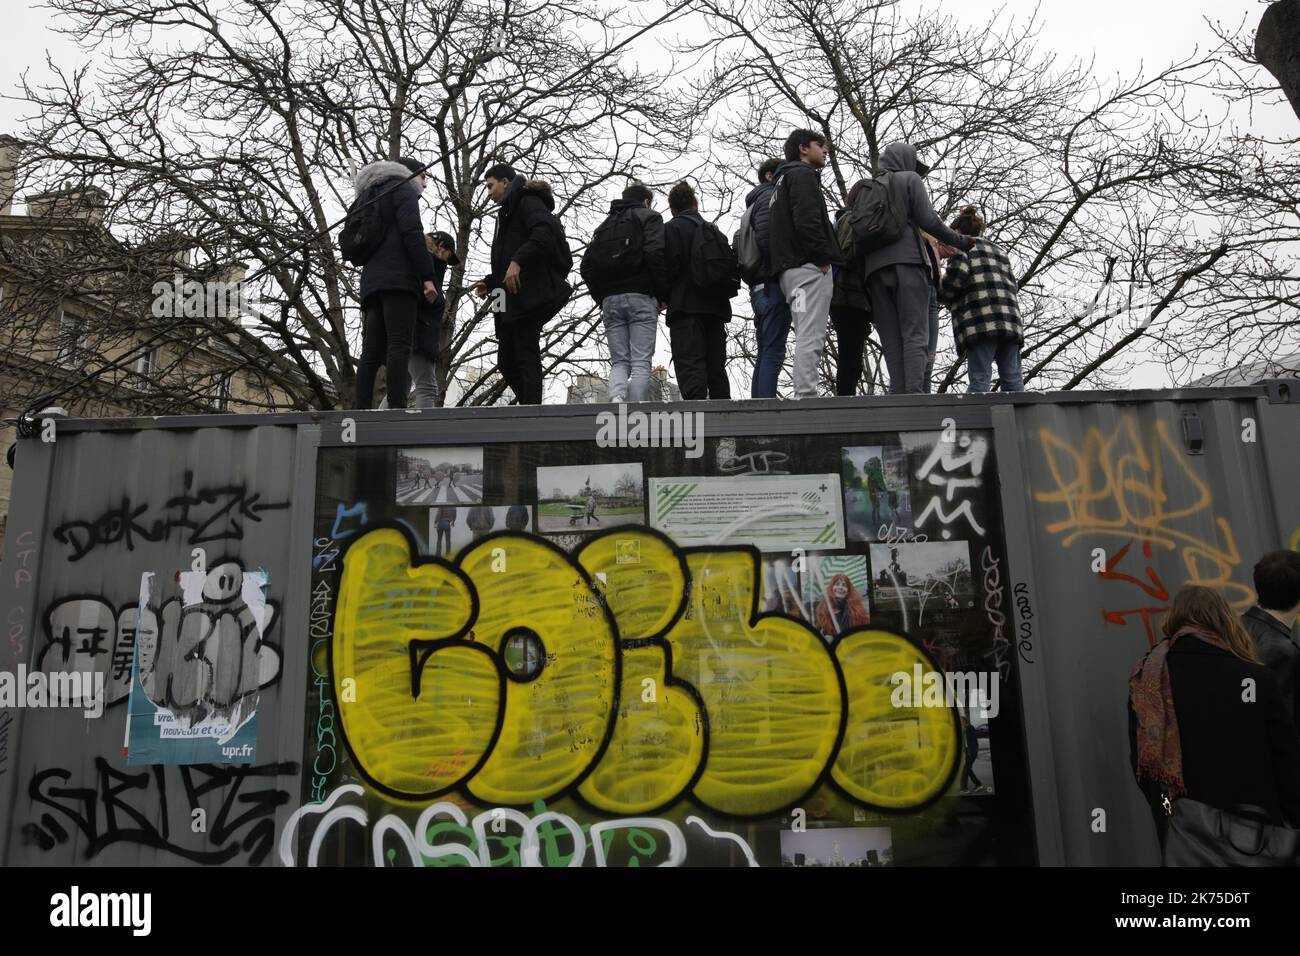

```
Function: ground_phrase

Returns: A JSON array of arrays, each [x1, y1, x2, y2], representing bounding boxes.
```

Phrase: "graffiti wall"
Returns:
[[5, 391, 1293, 867], [1013, 399, 1298, 865], [296, 428, 1035, 866], [1, 429, 301, 865]]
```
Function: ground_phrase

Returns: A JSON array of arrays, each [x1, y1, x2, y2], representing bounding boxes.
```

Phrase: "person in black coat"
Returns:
[[1242, 549, 1300, 727], [473, 163, 572, 405], [829, 192, 872, 396], [1128, 585, 1300, 850], [353, 157, 439, 409], [767, 130, 844, 399], [663, 181, 733, 400], [408, 231, 460, 408]]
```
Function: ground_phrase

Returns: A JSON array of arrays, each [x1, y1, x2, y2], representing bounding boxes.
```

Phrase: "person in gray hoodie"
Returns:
[[352, 157, 439, 409], [860, 143, 973, 394]]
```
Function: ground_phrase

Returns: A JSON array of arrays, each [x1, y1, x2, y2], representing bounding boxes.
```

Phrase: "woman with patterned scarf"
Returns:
[[1128, 585, 1300, 851]]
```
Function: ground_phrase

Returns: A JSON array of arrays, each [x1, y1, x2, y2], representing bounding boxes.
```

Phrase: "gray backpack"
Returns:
[[733, 203, 764, 284]]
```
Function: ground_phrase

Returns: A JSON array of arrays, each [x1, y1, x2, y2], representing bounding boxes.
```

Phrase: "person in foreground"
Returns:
[[1128, 585, 1300, 853]]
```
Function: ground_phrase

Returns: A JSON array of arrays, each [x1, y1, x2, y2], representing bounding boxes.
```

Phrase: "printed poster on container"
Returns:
[[648, 474, 845, 553], [126, 562, 277, 765]]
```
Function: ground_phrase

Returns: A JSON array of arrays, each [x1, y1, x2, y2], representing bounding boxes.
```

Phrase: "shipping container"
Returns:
[[1, 381, 1296, 867]]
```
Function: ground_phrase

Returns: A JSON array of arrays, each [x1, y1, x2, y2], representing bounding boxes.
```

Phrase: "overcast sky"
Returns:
[[1, 0, 1290, 393]]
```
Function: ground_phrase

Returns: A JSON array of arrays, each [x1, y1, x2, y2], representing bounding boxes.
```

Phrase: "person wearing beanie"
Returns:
[[352, 155, 439, 408]]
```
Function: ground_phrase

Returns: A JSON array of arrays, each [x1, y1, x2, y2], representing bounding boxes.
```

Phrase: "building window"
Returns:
[[136, 346, 161, 379], [55, 307, 87, 367], [216, 371, 234, 412]]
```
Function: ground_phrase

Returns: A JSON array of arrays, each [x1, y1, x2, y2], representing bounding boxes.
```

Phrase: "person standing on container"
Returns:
[[768, 129, 844, 398], [940, 206, 1025, 394], [860, 143, 973, 394], [352, 156, 440, 409], [473, 163, 574, 405], [1128, 585, 1300, 849]]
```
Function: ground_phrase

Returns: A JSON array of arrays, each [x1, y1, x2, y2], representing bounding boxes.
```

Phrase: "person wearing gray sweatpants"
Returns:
[[780, 264, 833, 396], [768, 129, 845, 398]]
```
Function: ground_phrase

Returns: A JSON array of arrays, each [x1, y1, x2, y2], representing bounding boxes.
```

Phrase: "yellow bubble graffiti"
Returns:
[[832, 630, 960, 807], [331, 526, 961, 815], [333, 528, 497, 799]]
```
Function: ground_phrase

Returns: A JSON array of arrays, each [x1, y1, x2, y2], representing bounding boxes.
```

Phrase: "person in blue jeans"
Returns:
[[742, 159, 792, 398], [940, 206, 1025, 394], [580, 182, 670, 402]]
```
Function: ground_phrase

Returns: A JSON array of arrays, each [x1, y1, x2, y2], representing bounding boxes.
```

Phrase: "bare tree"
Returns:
[[678, 0, 1299, 394], [10, 0, 698, 413]]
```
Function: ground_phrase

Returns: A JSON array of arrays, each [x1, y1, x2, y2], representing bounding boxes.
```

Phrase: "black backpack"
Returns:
[[844, 174, 908, 256], [338, 186, 386, 265], [582, 208, 644, 286], [689, 219, 741, 298]]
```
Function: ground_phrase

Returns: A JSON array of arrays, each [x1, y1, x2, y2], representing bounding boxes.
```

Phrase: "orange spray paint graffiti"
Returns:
[[1034, 417, 1253, 644]]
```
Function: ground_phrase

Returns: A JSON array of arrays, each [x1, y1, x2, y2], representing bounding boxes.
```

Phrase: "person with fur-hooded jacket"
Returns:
[[352, 157, 439, 409], [473, 163, 573, 405]]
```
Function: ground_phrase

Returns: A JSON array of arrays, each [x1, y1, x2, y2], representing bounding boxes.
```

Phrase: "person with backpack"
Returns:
[[663, 181, 740, 400], [472, 163, 573, 405], [830, 185, 873, 396], [768, 130, 844, 399], [856, 143, 974, 394], [580, 182, 670, 403], [345, 157, 440, 409], [940, 206, 1025, 393], [736, 158, 790, 399]]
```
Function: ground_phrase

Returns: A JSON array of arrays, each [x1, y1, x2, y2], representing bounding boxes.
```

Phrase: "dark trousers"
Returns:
[[668, 312, 730, 400], [356, 291, 418, 409], [866, 264, 932, 394], [495, 314, 544, 405], [831, 308, 870, 396]]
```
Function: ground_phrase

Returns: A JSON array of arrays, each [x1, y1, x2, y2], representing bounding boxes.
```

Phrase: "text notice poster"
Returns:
[[649, 475, 845, 553]]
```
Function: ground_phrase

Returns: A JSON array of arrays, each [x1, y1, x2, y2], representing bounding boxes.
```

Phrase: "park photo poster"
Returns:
[[536, 463, 645, 533]]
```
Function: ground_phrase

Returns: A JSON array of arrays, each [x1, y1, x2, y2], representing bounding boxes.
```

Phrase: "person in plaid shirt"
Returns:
[[940, 206, 1025, 393]]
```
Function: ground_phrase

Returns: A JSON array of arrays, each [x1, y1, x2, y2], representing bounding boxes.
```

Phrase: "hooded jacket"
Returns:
[[767, 159, 844, 276], [743, 180, 777, 284], [663, 209, 734, 321], [484, 175, 573, 323], [355, 160, 438, 306], [581, 198, 670, 305], [860, 143, 972, 280]]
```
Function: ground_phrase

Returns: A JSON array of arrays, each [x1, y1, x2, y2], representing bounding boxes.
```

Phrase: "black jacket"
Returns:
[[414, 255, 452, 360], [355, 160, 437, 306], [830, 207, 871, 322], [663, 210, 733, 322], [743, 180, 777, 284], [484, 176, 572, 323], [1244, 606, 1300, 728], [1128, 637, 1300, 838], [581, 199, 670, 305], [768, 160, 844, 276]]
